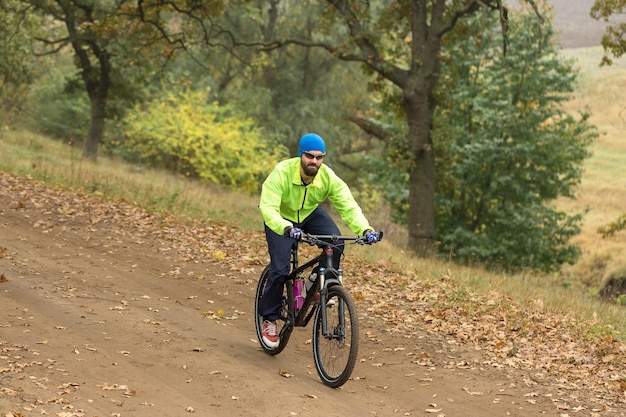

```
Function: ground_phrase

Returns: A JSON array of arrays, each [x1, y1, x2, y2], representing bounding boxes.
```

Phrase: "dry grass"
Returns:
[[557, 47, 626, 296]]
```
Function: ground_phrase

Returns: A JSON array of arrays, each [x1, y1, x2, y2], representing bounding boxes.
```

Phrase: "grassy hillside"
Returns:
[[558, 47, 626, 294], [0, 129, 262, 230], [1, 47, 625, 338]]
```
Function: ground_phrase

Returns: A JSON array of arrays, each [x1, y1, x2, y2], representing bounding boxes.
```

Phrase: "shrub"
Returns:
[[124, 87, 284, 193], [600, 266, 626, 304]]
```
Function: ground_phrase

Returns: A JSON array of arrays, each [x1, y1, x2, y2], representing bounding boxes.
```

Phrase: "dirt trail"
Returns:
[[3, 2, 624, 416], [1, 172, 624, 417]]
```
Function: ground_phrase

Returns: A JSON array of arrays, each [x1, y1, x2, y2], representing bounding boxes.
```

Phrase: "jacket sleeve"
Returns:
[[327, 171, 373, 235], [259, 166, 293, 236]]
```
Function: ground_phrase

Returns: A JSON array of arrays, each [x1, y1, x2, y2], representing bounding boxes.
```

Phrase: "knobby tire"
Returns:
[[312, 285, 359, 388]]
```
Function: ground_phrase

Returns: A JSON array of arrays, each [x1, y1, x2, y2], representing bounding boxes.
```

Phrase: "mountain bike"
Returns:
[[254, 232, 382, 388]]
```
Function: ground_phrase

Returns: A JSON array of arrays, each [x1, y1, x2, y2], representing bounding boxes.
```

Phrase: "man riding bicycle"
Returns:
[[258, 132, 379, 348]]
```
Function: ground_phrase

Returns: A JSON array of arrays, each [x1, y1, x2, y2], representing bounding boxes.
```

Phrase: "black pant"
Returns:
[[259, 206, 344, 321]]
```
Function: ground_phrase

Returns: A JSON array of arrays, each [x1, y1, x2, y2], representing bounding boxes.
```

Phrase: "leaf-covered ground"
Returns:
[[1, 171, 625, 417]]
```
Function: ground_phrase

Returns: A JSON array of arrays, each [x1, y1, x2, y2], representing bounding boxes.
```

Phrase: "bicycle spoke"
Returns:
[[312, 286, 359, 388]]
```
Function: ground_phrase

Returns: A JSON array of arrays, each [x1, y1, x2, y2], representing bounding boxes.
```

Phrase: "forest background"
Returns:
[[0, 0, 625, 331]]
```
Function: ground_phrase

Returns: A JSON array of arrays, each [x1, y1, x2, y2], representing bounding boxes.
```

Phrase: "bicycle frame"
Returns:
[[287, 236, 345, 333]]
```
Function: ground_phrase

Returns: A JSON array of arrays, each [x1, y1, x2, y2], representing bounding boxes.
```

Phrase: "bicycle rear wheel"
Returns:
[[254, 265, 293, 355], [312, 285, 359, 388]]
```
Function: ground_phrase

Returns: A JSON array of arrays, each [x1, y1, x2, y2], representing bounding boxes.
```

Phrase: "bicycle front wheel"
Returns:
[[254, 265, 293, 355], [312, 285, 359, 388]]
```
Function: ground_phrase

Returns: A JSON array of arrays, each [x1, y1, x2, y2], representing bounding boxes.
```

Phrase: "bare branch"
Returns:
[[32, 35, 71, 55], [344, 115, 394, 143], [524, 0, 545, 23], [440, 1, 483, 36], [325, 0, 408, 87]]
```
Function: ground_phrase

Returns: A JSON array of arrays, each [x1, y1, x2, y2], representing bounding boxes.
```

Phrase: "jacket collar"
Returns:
[[290, 157, 321, 187]]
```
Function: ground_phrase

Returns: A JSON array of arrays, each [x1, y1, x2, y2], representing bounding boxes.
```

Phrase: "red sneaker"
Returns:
[[262, 320, 279, 348]]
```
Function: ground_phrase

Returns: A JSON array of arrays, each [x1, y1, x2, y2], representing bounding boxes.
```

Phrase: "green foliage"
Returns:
[[432, 11, 597, 272], [0, 1, 40, 121], [3, 0, 229, 159], [365, 154, 408, 224], [22, 49, 154, 149], [26, 61, 90, 143], [123, 86, 285, 193], [212, 2, 372, 172], [364, 9, 598, 272]]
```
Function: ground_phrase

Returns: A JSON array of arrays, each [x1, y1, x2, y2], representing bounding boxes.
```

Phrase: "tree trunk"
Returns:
[[83, 93, 106, 160], [407, 150, 436, 257], [402, 1, 445, 257], [70, 32, 111, 162], [405, 96, 437, 257]]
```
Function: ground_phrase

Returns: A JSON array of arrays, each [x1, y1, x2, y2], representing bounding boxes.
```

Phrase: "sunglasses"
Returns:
[[303, 152, 325, 161]]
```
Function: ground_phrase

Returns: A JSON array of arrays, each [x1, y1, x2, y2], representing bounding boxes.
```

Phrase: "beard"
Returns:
[[301, 159, 320, 177]]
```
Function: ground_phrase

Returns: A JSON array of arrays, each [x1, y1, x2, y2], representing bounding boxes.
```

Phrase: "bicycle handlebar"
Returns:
[[300, 231, 383, 246]]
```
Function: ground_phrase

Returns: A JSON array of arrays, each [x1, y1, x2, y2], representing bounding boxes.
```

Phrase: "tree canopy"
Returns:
[[1, 0, 225, 159], [293, 0, 546, 258], [433, 11, 596, 271], [362, 5, 597, 272], [0, 0, 599, 272]]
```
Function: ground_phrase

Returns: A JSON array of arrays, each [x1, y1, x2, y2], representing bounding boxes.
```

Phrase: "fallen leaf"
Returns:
[[462, 387, 483, 396]]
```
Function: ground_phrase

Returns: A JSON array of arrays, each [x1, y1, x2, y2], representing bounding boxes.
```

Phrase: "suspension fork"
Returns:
[[318, 245, 345, 339]]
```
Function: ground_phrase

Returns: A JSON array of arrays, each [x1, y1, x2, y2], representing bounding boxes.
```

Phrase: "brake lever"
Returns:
[[302, 234, 320, 246]]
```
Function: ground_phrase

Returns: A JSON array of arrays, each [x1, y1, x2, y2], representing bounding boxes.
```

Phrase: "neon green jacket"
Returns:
[[260, 157, 372, 236]]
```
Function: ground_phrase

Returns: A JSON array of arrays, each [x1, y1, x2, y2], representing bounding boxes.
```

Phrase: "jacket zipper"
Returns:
[[297, 185, 308, 223]]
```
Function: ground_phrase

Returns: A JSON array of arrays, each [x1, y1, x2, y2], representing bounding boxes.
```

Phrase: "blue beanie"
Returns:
[[298, 133, 326, 157]]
